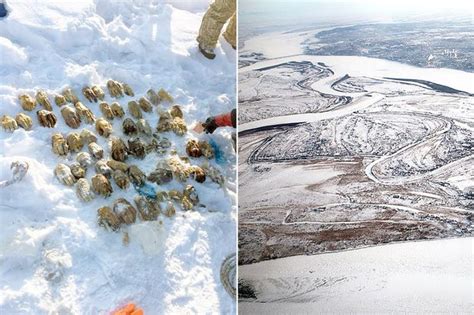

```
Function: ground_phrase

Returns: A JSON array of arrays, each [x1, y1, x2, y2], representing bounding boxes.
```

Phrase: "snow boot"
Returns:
[[223, 31, 236, 50], [199, 43, 216, 60]]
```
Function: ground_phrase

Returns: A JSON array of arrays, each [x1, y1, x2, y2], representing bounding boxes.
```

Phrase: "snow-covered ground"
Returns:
[[0, 1, 236, 314], [241, 55, 474, 95], [240, 30, 308, 58], [240, 237, 474, 313], [238, 17, 474, 313]]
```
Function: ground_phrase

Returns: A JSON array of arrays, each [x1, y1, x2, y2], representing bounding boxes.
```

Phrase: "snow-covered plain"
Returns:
[[0, 1, 236, 314], [240, 237, 474, 313]]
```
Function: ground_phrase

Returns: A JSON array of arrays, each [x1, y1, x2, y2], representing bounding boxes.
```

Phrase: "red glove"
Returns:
[[214, 112, 233, 127], [203, 109, 236, 134]]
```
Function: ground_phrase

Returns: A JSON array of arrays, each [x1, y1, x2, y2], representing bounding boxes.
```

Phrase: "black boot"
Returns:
[[199, 43, 216, 60]]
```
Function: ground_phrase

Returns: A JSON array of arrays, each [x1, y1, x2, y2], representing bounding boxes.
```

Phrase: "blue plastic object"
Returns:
[[209, 138, 226, 165], [0, 3, 8, 18], [134, 182, 157, 199]]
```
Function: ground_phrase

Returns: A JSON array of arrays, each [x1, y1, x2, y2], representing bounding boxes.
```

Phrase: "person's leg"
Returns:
[[223, 13, 236, 49], [197, 0, 236, 58]]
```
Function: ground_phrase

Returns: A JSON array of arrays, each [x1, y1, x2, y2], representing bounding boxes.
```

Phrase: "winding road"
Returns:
[[364, 114, 453, 184]]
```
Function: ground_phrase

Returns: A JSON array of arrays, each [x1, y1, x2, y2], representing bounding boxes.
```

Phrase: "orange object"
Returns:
[[113, 303, 139, 315], [131, 309, 144, 315], [123, 304, 136, 313]]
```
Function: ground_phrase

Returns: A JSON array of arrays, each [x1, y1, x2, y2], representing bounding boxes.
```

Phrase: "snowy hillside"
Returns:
[[0, 1, 236, 314]]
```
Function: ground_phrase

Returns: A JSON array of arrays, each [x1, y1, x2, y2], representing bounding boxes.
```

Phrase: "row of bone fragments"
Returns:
[[1, 79, 181, 135], [54, 134, 224, 231], [52, 130, 222, 195], [15, 80, 227, 232], [2, 80, 225, 233], [97, 184, 199, 232]]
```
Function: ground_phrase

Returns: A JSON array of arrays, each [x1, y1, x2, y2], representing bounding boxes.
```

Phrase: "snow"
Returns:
[[243, 54, 474, 94], [240, 237, 474, 313], [239, 162, 345, 213], [0, 1, 236, 314], [240, 93, 383, 132], [239, 23, 474, 312], [0, 37, 28, 67], [239, 53, 474, 132], [241, 30, 309, 58]]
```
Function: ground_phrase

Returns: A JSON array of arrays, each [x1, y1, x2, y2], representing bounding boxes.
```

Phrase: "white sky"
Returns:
[[239, 0, 473, 33], [240, 0, 473, 8]]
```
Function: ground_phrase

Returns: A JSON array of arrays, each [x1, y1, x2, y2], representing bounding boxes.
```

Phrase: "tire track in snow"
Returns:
[[364, 114, 453, 184]]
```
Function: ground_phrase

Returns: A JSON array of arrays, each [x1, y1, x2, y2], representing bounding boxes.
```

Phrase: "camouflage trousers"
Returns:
[[197, 0, 236, 50]]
